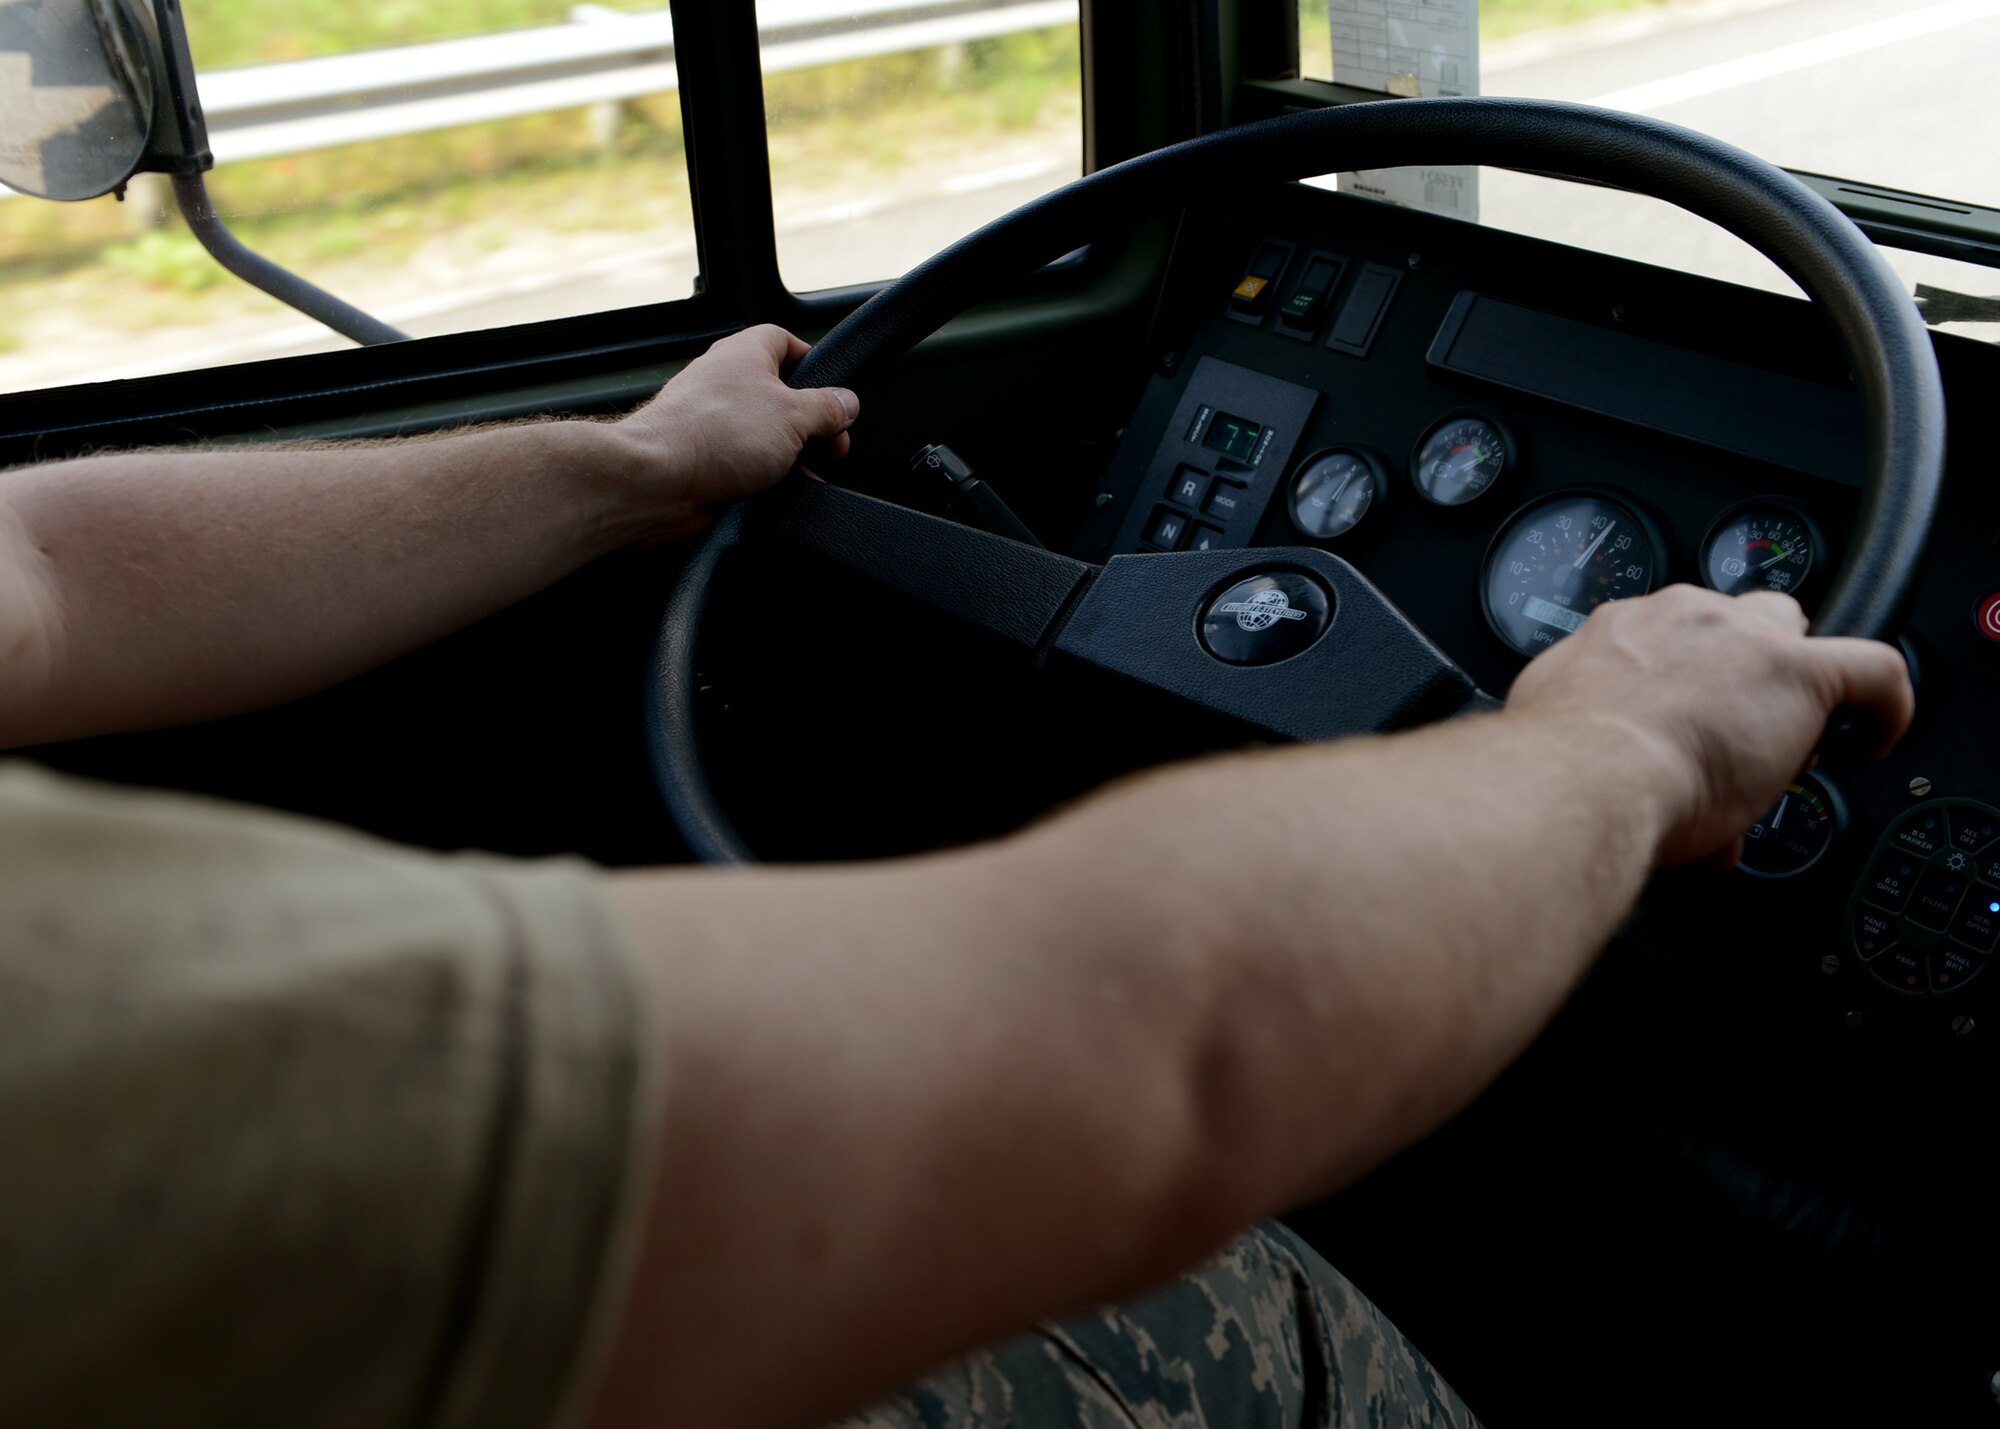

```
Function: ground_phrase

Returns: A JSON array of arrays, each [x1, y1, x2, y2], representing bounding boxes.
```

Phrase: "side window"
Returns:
[[757, 0, 1083, 293], [0, 2, 697, 395]]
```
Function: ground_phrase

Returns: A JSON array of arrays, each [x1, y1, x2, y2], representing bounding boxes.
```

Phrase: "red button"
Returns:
[[1978, 592, 2000, 642]]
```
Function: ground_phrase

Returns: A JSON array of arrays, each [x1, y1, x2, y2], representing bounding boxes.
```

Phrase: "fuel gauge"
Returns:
[[1739, 773, 1842, 878], [1700, 500, 1824, 599]]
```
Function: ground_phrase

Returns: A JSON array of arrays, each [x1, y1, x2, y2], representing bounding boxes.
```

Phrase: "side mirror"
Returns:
[[0, 0, 157, 201]]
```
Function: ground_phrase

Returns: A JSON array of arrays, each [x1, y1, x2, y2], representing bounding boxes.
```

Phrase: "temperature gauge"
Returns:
[[1739, 774, 1841, 878], [1700, 500, 1824, 598]]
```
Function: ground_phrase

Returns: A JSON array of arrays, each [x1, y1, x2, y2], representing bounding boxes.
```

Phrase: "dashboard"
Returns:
[[1072, 184, 2000, 1054], [1056, 187, 2000, 1415]]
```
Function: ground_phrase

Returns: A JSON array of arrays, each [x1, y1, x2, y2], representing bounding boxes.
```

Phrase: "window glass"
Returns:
[[758, 0, 1082, 293], [1294, 0, 2000, 321], [0, 1, 696, 395]]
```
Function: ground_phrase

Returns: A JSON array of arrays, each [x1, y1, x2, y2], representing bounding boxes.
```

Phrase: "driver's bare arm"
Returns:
[[591, 586, 1912, 1429], [0, 326, 856, 749]]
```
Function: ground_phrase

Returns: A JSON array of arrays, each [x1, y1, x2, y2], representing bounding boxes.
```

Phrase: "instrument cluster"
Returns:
[[1280, 407, 1830, 660]]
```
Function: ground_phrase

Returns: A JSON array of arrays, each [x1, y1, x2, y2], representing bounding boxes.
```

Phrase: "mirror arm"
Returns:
[[170, 174, 409, 346], [131, 0, 407, 348]]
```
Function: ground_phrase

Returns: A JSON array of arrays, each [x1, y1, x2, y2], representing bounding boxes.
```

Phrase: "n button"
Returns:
[[1143, 507, 1190, 550]]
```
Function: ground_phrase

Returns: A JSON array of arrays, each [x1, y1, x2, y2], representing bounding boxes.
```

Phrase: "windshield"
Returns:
[[1299, 0, 2000, 334]]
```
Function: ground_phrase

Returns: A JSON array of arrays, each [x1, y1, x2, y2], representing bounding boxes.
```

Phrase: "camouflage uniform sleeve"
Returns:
[[831, 1223, 1481, 1429]]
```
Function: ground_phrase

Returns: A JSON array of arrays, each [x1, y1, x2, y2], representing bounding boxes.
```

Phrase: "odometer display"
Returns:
[[1483, 492, 1659, 656]]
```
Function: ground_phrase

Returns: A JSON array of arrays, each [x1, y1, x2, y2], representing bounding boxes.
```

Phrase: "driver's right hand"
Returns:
[[1506, 584, 1914, 867]]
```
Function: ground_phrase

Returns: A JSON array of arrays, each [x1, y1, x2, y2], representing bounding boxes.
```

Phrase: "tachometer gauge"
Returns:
[[1411, 412, 1514, 508], [1699, 500, 1823, 598], [1482, 490, 1661, 657], [1288, 448, 1387, 540]]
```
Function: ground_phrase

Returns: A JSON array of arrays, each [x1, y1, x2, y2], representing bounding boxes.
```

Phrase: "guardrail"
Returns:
[[0, 0, 1077, 199]]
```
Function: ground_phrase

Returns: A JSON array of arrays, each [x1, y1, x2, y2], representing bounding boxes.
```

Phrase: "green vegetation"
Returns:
[[180, 0, 658, 67]]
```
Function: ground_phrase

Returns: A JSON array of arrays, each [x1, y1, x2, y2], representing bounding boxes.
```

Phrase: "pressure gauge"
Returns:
[[1700, 500, 1825, 599]]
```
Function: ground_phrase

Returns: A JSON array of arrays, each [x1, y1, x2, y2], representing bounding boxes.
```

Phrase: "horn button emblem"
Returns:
[[1200, 571, 1333, 665]]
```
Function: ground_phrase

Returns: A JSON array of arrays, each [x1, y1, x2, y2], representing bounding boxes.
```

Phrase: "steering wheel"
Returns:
[[648, 97, 1944, 865]]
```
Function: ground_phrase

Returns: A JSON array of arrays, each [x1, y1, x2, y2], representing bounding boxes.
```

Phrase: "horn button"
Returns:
[[1199, 570, 1334, 666]]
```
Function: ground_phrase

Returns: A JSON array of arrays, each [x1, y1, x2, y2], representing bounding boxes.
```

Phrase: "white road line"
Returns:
[[1482, 0, 1798, 75], [779, 196, 890, 231], [1586, 0, 2000, 111], [939, 156, 1070, 195]]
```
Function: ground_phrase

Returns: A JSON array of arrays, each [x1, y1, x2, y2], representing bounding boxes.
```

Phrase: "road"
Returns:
[[1474, 0, 2000, 306], [6, 0, 1997, 391]]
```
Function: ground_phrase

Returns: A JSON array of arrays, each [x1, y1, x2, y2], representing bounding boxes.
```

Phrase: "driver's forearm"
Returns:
[[595, 705, 1679, 1429], [0, 421, 651, 748], [1030, 707, 1674, 1223]]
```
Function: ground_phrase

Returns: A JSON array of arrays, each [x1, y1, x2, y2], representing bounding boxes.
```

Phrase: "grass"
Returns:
[[180, 0, 659, 68]]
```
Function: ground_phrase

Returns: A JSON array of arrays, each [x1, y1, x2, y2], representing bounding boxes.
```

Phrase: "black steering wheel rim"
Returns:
[[650, 96, 1946, 865]]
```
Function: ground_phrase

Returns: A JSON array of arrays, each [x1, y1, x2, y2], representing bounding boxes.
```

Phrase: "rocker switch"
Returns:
[[1230, 243, 1290, 317], [1280, 258, 1343, 330]]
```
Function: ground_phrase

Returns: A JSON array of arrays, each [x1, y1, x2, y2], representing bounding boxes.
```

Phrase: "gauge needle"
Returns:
[[1758, 545, 1791, 569], [1772, 793, 1789, 830], [1574, 520, 1616, 569]]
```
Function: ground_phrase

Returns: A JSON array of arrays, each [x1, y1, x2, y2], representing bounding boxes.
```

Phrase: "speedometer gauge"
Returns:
[[1482, 491, 1661, 657], [1699, 500, 1823, 598]]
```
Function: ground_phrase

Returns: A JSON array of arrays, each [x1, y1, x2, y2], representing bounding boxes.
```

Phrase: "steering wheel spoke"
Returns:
[[756, 476, 1093, 651]]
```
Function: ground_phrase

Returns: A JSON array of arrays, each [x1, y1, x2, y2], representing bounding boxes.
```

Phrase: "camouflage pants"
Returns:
[[831, 1222, 1480, 1429]]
